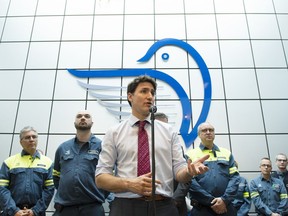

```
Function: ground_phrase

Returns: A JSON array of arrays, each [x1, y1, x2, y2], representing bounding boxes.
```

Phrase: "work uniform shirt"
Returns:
[[272, 170, 288, 194], [53, 135, 107, 206], [0, 150, 54, 216], [250, 175, 288, 215], [187, 144, 240, 206], [232, 176, 251, 216]]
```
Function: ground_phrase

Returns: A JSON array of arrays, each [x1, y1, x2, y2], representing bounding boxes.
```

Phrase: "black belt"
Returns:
[[134, 195, 170, 202]]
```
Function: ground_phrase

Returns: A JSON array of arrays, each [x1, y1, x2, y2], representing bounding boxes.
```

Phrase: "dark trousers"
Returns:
[[191, 203, 237, 216], [109, 197, 179, 216], [53, 202, 104, 216]]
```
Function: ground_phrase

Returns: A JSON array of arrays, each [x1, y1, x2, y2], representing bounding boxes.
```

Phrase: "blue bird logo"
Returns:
[[68, 38, 212, 148]]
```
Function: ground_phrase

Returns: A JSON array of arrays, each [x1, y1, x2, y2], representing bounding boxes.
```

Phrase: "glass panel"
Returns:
[[188, 40, 221, 68], [53, 70, 87, 99], [217, 14, 249, 39], [0, 70, 23, 99], [214, 0, 245, 13], [65, 0, 95, 15], [257, 69, 288, 99], [227, 100, 265, 133], [223, 69, 259, 99], [2, 17, 34, 41], [93, 15, 123, 40], [231, 135, 268, 171], [252, 40, 286, 67], [155, 0, 184, 14], [155, 15, 186, 40], [21, 70, 56, 99], [244, 0, 275, 13], [219, 40, 254, 68], [186, 15, 218, 40], [58, 41, 91, 68], [95, 0, 124, 15], [32, 16, 63, 41], [0, 101, 18, 132], [26, 42, 60, 69], [247, 14, 280, 39], [274, 0, 288, 13], [0, 0, 9, 16], [0, 42, 29, 69], [15, 101, 52, 133], [277, 15, 288, 39], [124, 15, 154, 40], [36, 0, 66, 15], [184, 0, 214, 13], [8, 0, 37, 16], [125, 0, 154, 14], [62, 16, 93, 40], [267, 135, 288, 161], [91, 41, 123, 68], [262, 100, 288, 133]]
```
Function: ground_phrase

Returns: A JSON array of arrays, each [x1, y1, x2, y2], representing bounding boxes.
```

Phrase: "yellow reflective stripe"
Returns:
[[53, 169, 60, 177], [250, 191, 259, 198], [280, 193, 288, 199], [243, 191, 250, 198], [0, 179, 9, 187], [229, 166, 238, 174], [45, 179, 54, 187]]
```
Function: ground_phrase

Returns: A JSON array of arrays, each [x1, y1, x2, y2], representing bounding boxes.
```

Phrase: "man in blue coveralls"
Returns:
[[187, 122, 240, 216], [53, 110, 108, 216], [0, 126, 54, 216], [250, 157, 288, 216]]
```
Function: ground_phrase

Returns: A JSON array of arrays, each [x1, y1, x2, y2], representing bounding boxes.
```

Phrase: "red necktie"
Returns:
[[137, 121, 150, 176]]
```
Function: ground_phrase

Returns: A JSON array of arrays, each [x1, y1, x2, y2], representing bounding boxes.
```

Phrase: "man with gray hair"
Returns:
[[272, 153, 288, 194], [0, 126, 54, 216]]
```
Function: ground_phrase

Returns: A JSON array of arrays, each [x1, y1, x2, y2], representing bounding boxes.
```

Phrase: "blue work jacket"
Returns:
[[53, 134, 108, 206], [232, 176, 251, 216], [187, 144, 240, 207], [0, 150, 54, 216]]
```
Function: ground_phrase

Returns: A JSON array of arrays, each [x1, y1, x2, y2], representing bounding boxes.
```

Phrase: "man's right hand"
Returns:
[[127, 172, 161, 196]]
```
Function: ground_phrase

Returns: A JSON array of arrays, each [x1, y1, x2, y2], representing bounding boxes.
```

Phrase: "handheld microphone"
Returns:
[[149, 106, 157, 113]]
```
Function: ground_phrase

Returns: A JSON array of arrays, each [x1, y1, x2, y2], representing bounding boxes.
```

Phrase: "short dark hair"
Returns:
[[127, 75, 157, 106]]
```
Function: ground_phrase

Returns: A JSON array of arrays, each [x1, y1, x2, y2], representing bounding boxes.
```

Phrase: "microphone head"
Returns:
[[149, 106, 157, 113]]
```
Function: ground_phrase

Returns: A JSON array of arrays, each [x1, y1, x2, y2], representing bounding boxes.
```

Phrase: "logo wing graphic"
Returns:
[[68, 38, 212, 147]]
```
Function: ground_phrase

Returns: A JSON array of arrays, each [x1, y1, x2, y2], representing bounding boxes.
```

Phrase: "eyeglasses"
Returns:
[[22, 135, 38, 140], [277, 159, 287, 162], [201, 128, 215, 133], [261, 164, 271, 168]]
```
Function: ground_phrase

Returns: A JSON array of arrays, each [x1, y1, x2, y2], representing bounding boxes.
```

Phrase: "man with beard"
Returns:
[[53, 110, 108, 216]]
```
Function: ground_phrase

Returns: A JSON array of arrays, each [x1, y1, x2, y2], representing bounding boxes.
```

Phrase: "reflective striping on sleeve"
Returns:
[[250, 191, 259, 198], [243, 191, 250, 198], [53, 169, 60, 177], [45, 179, 54, 187], [280, 193, 288, 199], [0, 179, 9, 187], [229, 166, 238, 174]]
